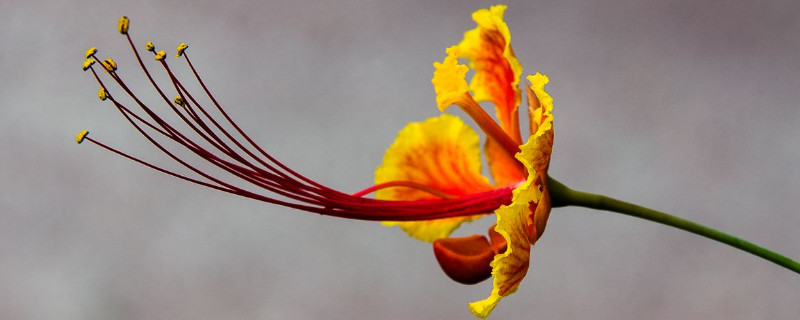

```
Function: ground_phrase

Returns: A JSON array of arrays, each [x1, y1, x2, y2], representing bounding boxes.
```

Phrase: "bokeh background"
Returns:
[[2, 0, 799, 319]]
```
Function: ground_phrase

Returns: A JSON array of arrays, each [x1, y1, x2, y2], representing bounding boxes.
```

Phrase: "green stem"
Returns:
[[548, 177, 800, 275]]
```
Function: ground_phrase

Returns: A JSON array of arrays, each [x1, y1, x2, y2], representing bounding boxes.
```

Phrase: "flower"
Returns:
[[78, 5, 552, 318], [376, 5, 554, 317]]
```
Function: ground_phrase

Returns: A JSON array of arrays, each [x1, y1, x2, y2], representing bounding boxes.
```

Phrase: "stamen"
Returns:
[[82, 59, 95, 71], [117, 16, 129, 34], [98, 87, 108, 101], [83, 135, 234, 194], [145, 41, 155, 52], [183, 51, 335, 193], [101, 58, 117, 72], [75, 130, 89, 144], [96, 40, 363, 208], [176, 43, 188, 58], [351, 181, 458, 199], [85, 47, 97, 59], [154, 50, 166, 61], [80, 19, 515, 222]]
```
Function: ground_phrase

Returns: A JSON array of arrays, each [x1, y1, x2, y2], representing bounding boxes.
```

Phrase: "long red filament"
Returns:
[[82, 30, 514, 222], [351, 181, 458, 199]]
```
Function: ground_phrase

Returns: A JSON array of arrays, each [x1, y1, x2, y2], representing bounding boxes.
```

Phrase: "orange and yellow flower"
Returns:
[[376, 5, 554, 317], [79, 6, 552, 318]]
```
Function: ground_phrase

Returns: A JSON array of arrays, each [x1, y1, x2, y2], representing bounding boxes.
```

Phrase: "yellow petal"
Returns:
[[468, 144, 546, 319], [457, 4, 523, 141], [432, 46, 470, 112], [527, 73, 554, 139], [468, 197, 531, 318], [376, 114, 494, 242], [469, 74, 554, 318]]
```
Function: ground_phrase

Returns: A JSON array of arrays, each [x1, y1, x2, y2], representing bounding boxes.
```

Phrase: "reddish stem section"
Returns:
[[82, 31, 513, 222]]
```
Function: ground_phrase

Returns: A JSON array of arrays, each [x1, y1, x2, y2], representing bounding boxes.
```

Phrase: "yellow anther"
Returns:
[[75, 130, 89, 144], [174, 95, 185, 106], [118, 16, 129, 34], [101, 58, 117, 72], [145, 41, 155, 51], [154, 50, 166, 61], [176, 43, 188, 58], [84, 47, 97, 59], [98, 87, 108, 101], [82, 59, 95, 71]]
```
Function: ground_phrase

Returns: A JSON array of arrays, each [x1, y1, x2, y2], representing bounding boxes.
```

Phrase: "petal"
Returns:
[[485, 138, 526, 187], [432, 46, 470, 111], [469, 195, 535, 318], [433, 235, 495, 285], [432, 225, 508, 285], [527, 73, 554, 139], [457, 4, 523, 140], [376, 114, 494, 242], [469, 75, 554, 318]]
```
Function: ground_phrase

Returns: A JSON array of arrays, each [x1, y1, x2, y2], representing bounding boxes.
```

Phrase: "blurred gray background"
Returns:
[[2, 0, 799, 319]]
